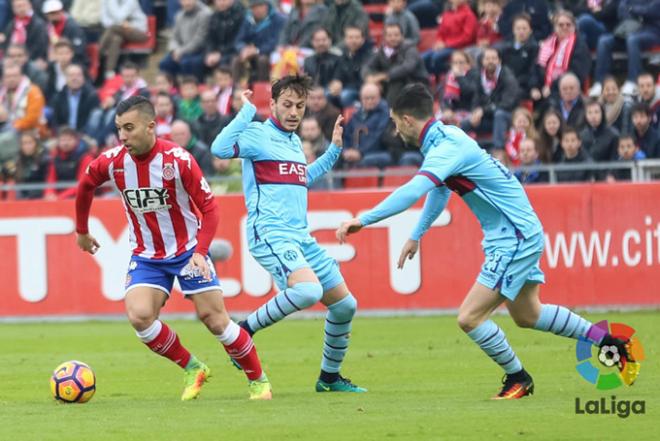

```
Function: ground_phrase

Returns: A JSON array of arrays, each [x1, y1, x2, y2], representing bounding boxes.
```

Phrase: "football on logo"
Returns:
[[575, 320, 645, 390]]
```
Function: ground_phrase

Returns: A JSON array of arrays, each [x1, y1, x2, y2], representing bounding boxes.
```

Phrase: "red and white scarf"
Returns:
[[47, 16, 67, 45], [0, 76, 31, 122], [119, 78, 148, 101], [538, 33, 576, 87], [155, 115, 173, 139], [444, 72, 461, 101], [505, 129, 525, 166], [215, 86, 233, 116], [588, 0, 603, 9], [11, 14, 32, 45], [480, 66, 500, 95]]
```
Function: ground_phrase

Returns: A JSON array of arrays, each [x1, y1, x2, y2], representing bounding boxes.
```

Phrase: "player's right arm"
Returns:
[[75, 150, 114, 254], [210, 90, 262, 160]]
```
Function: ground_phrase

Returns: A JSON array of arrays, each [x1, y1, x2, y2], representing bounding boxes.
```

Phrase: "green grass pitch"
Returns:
[[0, 312, 657, 440]]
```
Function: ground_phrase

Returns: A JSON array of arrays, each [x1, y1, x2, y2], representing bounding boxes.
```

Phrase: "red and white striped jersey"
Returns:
[[84, 139, 216, 259]]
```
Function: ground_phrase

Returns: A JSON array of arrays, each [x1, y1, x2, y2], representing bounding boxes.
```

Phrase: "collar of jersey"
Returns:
[[130, 138, 160, 162], [268, 116, 294, 134]]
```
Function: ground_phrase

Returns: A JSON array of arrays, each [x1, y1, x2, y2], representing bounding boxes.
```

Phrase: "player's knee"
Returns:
[[126, 307, 158, 330], [197, 308, 229, 334], [511, 313, 537, 329], [290, 281, 324, 309], [457, 312, 478, 333], [329, 293, 357, 321]]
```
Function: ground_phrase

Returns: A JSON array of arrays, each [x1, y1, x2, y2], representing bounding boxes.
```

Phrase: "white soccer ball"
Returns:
[[598, 345, 620, 367]]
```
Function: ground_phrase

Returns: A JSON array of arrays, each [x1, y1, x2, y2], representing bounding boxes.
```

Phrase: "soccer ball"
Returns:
[[50, 360, 96, 403], [598, 345, 621, 368]]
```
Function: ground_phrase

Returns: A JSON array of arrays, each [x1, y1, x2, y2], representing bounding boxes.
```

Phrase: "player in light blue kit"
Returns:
[[337, 84, 636, 399], [211, 75, 366, 393]]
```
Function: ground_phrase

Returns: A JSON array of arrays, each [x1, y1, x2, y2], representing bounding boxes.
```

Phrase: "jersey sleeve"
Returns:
[[358, 175, 437, 227], [74, 152, 113, 234], [210, 102, 263, 160], [179, 153, 219, 256], [417, 140, 463, 184], [410, 186, 451, 241], [307, 143, 341, 186]]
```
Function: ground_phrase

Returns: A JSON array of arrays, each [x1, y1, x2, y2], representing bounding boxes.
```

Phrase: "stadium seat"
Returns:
[[382, 166, 417, 187], [418, 29, 436, 53], [252, 82, 272, 116], [343, 168, 380, 189], [121, 16, 157, 55], [86, 43, 99, 81], [369, 23, 383, 46], [363, 4, 386, 22]]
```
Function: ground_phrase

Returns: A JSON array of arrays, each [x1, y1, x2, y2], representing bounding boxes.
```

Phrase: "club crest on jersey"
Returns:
[[283, 250, 298, 261], [122, 188, 171, 213], [162, 163, 175, 181]]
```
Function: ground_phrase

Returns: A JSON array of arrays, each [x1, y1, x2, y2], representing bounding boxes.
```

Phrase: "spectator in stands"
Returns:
[[363, 22, 428, 105], [153, 71, 180, 107], [51, 63, 100, 134], [44, 38, 74, 101], [70, 0, 101, 43], [200, 0, 245, 75], [194, 89, 228, 147], [600, 75, 632, 134], [45, 126, 92, 199], [329, 25, 370, 108], [232, 0, 285, 85], [466, 0, 502, 61], [13, 129, 50, 199], [530, 10, 590, 105], [342, 83, 392, 168], [380, 117, 424, 166], [607, 134, 646, 181], [5, 43, 48, 94], [422, 0, 477, 77], [0, 62, 46, 163], [514, 137, 548, 184], [556, 126, 593, 182], [225, 87, 263, 122], [159, 0, 212, 79], [575, 0, 619, 51], [0, 0, 49, 63], [460, 47, 519, 151], [42, 0, 86, 64], [170, 119, 214, 176], [303, 27, 340, 89], [631, 102, 660, 158], [305, 85, 340, 141], [537, 108, 564, 163], [552, 72, 586, 132], [504, 106, 537, 166], [299, 116, 329, 156], [302, 139, 333, 190], [580, 98, 619, 163], [99, 0, 148, 80], [154, 92, 176, 139], [211, 66, 233, 116], [384, 0, 420, 45], [439, 49, 475, 126], [635, 72, 660, 127], [590, 0, 660, 97], [408, 0, 444, 30], [500, 13, 538, 101], [177, 76, 202, 124], [498, 0, 551, 42], [280, 0, 327, 49], [322, 0, 369, 47]]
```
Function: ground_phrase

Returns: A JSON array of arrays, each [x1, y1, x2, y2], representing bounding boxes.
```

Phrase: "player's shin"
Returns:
[[467, 320, 523, 374], [533, 305, 592, 340], [246, 282, 323, 332], [136, 320, 192, 368], [320, 294, 357, 383], [217, 321, 264, 381]]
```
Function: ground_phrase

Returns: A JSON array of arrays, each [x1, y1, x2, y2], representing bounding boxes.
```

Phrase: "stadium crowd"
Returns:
[[1, 0, 660, 200]]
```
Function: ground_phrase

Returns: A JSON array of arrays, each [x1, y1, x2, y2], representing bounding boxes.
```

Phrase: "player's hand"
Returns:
[[189, 252, 212, 281], [332, 114, 344, 148], [397, 239, 419, 269], [77, 233, 100, 255], [336, 218, 363, 244], [241, 89, 253, 106]]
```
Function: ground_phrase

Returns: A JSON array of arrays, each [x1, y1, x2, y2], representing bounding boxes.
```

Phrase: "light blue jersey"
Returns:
[[211, 103, 340, 245], [359, 120, 545, 299]]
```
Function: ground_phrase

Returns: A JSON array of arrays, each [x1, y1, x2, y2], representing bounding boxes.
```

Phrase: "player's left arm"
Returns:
[[307, 114, 343, 185], [336, 174, 436, 243], [180, 155, 220, 280]]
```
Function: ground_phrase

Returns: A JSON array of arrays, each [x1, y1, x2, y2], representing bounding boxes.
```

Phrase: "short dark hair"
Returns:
[[584, 97, 601, 109], [116, 95, 155, 119], [343, 25, 364, 37], [214, 66, 232, 76], [57, 126, 78, 137], [120, 61, 139, 72], [391, 83, 434, 120], [619, 134, 636, 145], [561, 126, 579, 140], [512, 12, 532, 28], [637, 71, 654, 82], [271, 74, 313, 101], [631, 102, 650, 117], [312, 27, 331, 40], [53, 38, 73, 51], [179, 75, 198, 86]]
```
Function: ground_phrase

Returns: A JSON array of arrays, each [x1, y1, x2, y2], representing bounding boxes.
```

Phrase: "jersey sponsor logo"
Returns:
[[253, 160, 307, 186], [122, 188, 171, 213], [129, 261, 138, 271], [162, 163, 175, 181]]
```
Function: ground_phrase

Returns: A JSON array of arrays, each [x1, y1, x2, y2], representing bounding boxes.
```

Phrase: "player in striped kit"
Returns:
[[75, 96, 272, 401], [211, 75, 366, 393]]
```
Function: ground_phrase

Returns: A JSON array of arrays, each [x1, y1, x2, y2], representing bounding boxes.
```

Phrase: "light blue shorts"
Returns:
[[477, 231, 545, 300], [250, 234, 344, 292], [125, 249, 221, 296]]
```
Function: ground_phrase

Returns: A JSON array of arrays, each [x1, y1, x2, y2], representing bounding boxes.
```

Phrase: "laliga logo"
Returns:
[[575, 320, 645, 390]]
